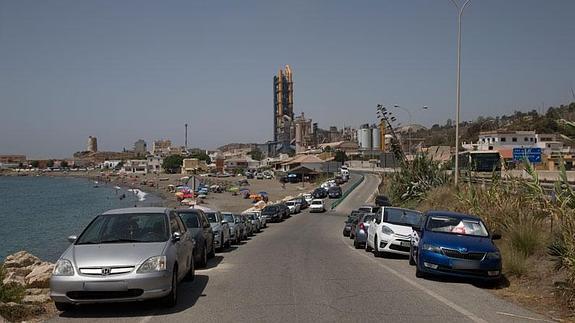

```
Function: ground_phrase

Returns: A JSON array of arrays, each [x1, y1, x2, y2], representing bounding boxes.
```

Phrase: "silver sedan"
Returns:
[[50, 207, 195, 311]]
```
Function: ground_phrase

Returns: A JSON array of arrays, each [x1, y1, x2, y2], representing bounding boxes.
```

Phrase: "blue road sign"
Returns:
[[512, 147, 542, 163]]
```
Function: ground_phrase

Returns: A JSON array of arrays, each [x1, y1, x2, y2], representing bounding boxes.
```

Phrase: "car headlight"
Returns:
[[137, 256, 167, 273], [53, 259, 74, 276], [486, 251, 501, 260], [381, 226, 394, 235], [422, 243, 442, 253]]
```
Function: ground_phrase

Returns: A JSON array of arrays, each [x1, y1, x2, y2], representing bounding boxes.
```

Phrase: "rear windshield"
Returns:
[[263, 206, 278, 212], [312, 200, 323, 205], [76, 213, 169, 244], [205, 212, 219, 223], [426, 216, 489, 237], [223, 214, 235, 223], [383, 208, 422, 227], [178, 212, 200, 228]]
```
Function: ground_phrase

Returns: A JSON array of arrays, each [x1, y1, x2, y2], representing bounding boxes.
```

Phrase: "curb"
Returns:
[[330, 173, 365, 210]]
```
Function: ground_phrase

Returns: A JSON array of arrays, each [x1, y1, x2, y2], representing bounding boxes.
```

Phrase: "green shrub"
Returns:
[[501, 245, 528, 277], [504, 214, 545, 257], [0, 265, 26, 303]]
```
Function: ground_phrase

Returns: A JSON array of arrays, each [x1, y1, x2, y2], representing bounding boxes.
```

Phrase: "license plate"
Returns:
[[84, 281, 127, 291], [451, 260, 480, 270], [400, 241, 411, 247]]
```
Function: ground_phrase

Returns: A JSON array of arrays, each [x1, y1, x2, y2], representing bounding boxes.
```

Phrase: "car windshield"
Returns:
[[358, 207, 372, 212], [223, 214, 235, 223], [76, 213, 169, 244], [426, 216, 489, 237], [312, 200, 322, 205], [361, 214, 374, 223], [286, 201, 295, 206], [383, 208, 422, 227], [205, 212, 218, 223], [178, 212, 200, 228], [263, 206, 278, 212]]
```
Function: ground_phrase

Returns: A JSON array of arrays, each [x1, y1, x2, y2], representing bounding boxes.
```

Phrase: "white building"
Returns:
[[122, 160, 149, 174], [146, 155, 163, 173], [463, 131, 569, 155]]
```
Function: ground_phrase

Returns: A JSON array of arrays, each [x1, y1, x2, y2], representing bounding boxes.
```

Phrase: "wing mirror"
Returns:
[[172, 232, 181, 242], [67, 235, 77, 243], [492, 232, 502, 240]]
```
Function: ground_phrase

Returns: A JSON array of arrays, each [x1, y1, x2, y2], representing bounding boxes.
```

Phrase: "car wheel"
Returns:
[[198, 244, 208, 268], [373, 236, 380, 257], [162, 267, 178, 307], [415, 264, 425, 278], [365, 240, 372, 252], [54, 302, 74, 312], [207, 241, 215, 258], [409, 245, 416, 266], [186, 256, 195, 281], [353, 239, 361, 249]]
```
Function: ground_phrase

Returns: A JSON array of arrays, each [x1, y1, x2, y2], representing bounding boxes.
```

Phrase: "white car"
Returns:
[[285, 200, 301, 214], [303, 193, 313, 204], [366, 207, 422, 257], [309, 199, 326, 213]]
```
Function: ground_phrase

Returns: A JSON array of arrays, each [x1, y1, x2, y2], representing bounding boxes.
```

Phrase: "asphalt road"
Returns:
[[50, 172, 548, 323]]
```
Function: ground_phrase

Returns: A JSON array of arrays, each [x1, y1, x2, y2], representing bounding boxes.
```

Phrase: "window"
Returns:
[[530, 138, 534, 142], [524, 137, 529, 142], [501, 137, 506, 142], [169, 215, 180, 234], [512, 137, 517, 142], [176, 216, 187, 233]]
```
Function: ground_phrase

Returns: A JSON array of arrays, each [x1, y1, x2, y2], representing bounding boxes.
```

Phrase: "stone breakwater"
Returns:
[[1, 251, 55, 321]]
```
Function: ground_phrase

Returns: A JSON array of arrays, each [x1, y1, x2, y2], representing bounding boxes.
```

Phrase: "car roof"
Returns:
[[382, 206, 422, 213], [425, 210, 482, 221], [102, 207, 169, 215]]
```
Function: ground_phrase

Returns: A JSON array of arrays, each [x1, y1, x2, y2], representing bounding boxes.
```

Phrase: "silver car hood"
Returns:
[[69, 242, 167, 268]]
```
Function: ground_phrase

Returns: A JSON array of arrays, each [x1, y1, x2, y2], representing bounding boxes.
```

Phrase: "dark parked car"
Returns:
[[292, 197, 309, 209], [278, 203, 291, 219], [358, 205, 380, 214], [261, 205, 282, 223], [176, 208, 215, 268], [411, 211, 502, 282], [343, 214, 358, 237], [328, 186, 342, 199], [313, 187, 328, 199], [375, 195, 392, 207], [353, 213, 375, 249], [348, 210, 365, 239]]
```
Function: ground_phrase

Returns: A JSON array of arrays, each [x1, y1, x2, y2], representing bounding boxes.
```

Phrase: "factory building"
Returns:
[[273, 65, 294, 146]]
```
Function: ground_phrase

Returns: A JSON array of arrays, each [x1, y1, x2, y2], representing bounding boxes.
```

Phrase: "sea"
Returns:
[[0, 176, 164, 262]]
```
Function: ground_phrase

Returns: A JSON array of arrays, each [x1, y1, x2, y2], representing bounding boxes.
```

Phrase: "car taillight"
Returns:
[[359, 223, 365, 230]]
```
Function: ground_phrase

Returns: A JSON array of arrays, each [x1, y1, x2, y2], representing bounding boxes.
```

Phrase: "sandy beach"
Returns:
[[18, 170, 314, 213]]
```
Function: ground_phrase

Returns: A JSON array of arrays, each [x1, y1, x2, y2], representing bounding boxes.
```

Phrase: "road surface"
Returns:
[[51, 172, 547, 323]]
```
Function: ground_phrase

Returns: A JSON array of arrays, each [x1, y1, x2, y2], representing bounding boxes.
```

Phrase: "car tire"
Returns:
[[353, 239, 361, 249], [198, 244, 208, 268], [373, 237, 380, 257], [162, 267, 178, 307], [207, 241, 215, 258], [415, 265, 425, 278], [54, 302, 74, 312], [186, 256, 195, 281], [409, 246, 416, 266], [365, 241, 372, 252]]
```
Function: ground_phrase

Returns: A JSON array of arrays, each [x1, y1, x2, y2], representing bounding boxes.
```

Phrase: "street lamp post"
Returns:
[[451, 0, 472, 186]]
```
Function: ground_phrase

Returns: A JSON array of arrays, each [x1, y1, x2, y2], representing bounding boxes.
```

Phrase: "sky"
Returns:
[[1, 0, 574, 158]]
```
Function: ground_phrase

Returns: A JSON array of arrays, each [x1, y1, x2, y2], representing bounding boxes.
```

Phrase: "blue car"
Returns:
[[410, 211, 502, 282]]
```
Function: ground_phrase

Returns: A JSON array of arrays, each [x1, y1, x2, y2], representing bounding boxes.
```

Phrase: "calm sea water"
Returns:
[[0, 176, 164, 262]]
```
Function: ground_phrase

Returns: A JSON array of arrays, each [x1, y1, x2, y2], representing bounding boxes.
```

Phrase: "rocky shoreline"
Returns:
[[0, 251, 56, 322]]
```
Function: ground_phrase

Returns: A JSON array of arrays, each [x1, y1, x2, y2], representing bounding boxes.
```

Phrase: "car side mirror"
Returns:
[[67, 235, 77, 243], [172, 232, 181, 242], [492, 232, 502, 240]]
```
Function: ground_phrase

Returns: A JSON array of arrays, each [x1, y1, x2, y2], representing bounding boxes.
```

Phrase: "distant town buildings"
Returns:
[[152, 140, 172, 156], [87, 136, 98, 153], [134, 139, 147, 155]]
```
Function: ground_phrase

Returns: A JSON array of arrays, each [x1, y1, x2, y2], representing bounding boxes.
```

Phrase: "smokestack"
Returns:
[[185, 123, 188, 150]]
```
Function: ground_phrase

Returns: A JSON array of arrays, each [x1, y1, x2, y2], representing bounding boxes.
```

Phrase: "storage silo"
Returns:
[[372, 126, 381, 151], [359, 128, 372, 150]]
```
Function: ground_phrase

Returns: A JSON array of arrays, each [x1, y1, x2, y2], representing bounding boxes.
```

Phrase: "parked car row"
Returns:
[[50, 205, 272, 311], [344, 205, 503, 283]]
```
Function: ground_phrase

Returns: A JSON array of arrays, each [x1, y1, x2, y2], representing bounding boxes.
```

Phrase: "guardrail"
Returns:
[[331, 173, 365, 210]]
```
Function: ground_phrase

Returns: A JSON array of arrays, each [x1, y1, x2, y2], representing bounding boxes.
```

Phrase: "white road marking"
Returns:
[[341, 236, 488, 323], [496, 312, 555, 322]]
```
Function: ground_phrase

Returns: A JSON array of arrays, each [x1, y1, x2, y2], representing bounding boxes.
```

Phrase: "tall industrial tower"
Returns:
[[273, 65, 294, 145]]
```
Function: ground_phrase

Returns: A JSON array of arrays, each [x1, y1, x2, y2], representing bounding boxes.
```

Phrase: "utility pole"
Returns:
[[451, 0, 472, 186]]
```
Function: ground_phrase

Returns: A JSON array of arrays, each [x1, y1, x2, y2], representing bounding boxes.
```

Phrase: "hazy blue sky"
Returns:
[[1, 0, 574, 158]]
